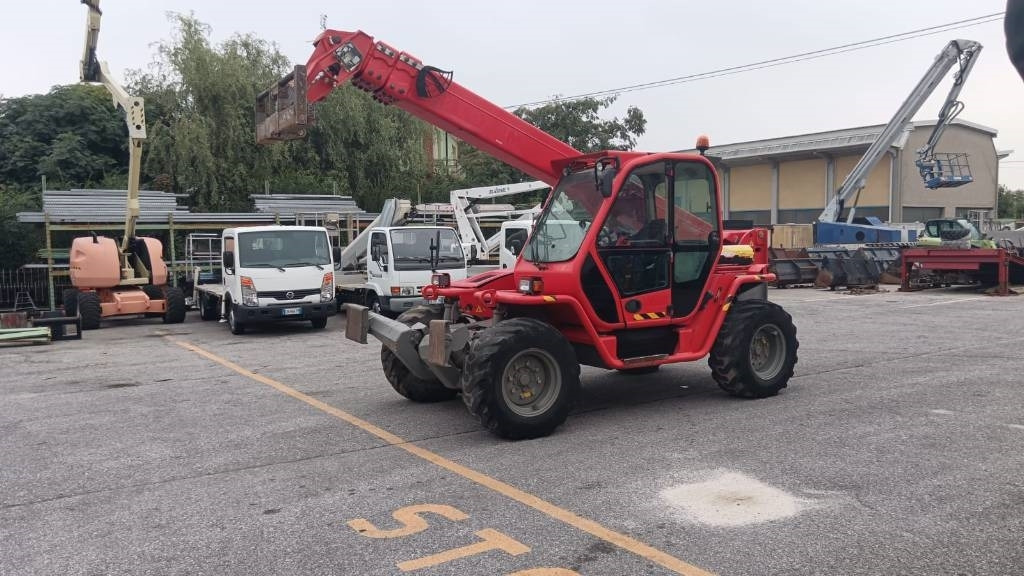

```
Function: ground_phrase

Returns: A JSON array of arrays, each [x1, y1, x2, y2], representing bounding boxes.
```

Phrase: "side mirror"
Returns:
[[599, 167, 617, 198], [223, 250, 235, 271], [332, 246, 342, 263]]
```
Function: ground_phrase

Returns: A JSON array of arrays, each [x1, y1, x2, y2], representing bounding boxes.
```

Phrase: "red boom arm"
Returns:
[[304, 29, 581, 185]]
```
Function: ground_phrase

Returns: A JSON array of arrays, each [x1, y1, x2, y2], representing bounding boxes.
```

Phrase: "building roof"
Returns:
[[678, 118, 998, 164]]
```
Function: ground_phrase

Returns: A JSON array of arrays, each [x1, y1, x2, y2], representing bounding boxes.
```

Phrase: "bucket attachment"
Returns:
[[255, 65, 314, 144], [917, 152, 973, 189]]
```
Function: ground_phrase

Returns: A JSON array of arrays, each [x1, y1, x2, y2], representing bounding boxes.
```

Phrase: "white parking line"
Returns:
[[898, 297, 986, 309]]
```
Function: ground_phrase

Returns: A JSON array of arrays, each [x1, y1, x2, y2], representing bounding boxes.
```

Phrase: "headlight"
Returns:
[[518, 277, 544, 295], [241, 276, 258, 307], [320, 272, 334, 302]]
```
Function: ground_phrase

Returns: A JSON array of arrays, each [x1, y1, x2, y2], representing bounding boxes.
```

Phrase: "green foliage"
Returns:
[[0, 186, 42, 268], [456, 94, 647, 186], [0, 84, 126, 188], [998, 184, 1024, 219]]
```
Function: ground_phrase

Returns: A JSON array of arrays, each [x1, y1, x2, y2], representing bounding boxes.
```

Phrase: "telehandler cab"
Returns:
[[256, 29, 799, 439]]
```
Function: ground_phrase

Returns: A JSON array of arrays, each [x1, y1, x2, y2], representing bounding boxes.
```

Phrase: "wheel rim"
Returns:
[[371, 299, 382, 314], [750, 324, 786, 381], [501, 348, 561, 417]]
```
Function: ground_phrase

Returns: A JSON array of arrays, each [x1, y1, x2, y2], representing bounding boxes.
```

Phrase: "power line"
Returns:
[[506, 12, 1005, 109]]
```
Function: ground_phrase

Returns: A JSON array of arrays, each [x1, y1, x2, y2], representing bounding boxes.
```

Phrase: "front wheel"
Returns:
[[381, 305, 456, 403], [227, 304, 245, 335], [708, 300, 798, 398], [460, 317, 580, 440]]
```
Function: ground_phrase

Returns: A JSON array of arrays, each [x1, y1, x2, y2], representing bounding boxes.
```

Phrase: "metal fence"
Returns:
[[0, 267, 72, 311]]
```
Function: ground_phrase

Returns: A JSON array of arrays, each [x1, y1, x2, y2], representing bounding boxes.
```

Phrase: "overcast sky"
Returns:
[[3, 1, 1022, 187]]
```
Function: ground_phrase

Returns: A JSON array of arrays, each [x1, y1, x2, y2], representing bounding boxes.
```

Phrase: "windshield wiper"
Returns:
[[246, 263, 287, 272], [285, 262, 325, 270]]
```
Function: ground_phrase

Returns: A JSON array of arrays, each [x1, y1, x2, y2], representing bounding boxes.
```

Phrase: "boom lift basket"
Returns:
[[917, 152, 973, 189], [255, 65, 313, 144]]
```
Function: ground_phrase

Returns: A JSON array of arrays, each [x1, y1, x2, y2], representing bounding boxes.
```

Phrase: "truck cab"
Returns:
[[336, 226, 468, 315]]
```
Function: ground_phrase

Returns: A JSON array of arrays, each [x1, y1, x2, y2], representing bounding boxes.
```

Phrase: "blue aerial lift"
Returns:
[[814, 39, 982, 245]]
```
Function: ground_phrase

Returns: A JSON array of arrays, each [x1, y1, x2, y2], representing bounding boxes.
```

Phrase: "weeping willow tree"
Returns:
[[130, 13, 439, 213]]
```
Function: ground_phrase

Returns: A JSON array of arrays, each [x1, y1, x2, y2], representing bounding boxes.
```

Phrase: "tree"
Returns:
[[997, 184, 1024, 220], [0, 85, 126, 189], [0, 186, 42, 268], [456, 94, 647, 186]]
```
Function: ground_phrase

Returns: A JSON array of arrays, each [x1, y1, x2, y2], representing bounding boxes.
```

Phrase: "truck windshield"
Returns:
[[237, 230, 332, 268], [522, 170, 600, 263], [389, 228, 465, 271]]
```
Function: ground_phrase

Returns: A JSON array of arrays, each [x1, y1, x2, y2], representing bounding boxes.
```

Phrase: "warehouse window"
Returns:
[[902, 207, 943, 222]]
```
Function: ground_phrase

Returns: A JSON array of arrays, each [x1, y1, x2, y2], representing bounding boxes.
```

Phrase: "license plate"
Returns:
[[282, 307, 302, 316]]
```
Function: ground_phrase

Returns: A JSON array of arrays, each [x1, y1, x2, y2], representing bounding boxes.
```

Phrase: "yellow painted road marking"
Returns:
[[169, 338, 716, 576], [397, 528, 529, 572]]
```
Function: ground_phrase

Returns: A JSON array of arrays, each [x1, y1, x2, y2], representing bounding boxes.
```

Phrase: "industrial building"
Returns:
[[683, 118, 1009, 225]]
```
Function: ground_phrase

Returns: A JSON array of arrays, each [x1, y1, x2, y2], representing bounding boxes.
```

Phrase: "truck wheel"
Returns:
[[381, 305, 456, 402], [227, 303, 245, 335], [460, 317, 580, 440], [162, 286, 186, 324], [199, 293, 218, 321], [708, 300, 798, 398], [310, 317, 328, 329], [78, 291, 102, 330], [366, 293, 383, 314], [62, 288, 79, 317]]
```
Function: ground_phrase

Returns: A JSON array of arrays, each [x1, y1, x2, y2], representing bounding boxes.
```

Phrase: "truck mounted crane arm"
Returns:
[[80, 0, 146, 258], [819, 39, 982, 224], [256, 29, 580, 185]]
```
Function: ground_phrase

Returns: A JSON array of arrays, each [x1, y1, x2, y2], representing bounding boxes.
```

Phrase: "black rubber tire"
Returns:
[[708, 300, 798, 398], [141, 285, 165, 318], [366, 292, 383, 314], [381, 305, 457, 403], [78, 291, 102, 330], [460, 317, 580, 440], [162, 286, 186, 324], [227, 302, 245, 335], [310, 317, 328, 329], [199, 293, 218, 321], [62, 288, 79, 317], [142, 285, 163, 300]]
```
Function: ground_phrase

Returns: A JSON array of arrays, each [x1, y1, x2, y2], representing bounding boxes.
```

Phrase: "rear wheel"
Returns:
[[62, 288, 79, 317], [78, 291, 102, 330], [381, 305, 456, 403], [708, 300, 798, 398], [162, 286, 186, 324], [460, 317, 580, 440], [199, 293, 218, 321]]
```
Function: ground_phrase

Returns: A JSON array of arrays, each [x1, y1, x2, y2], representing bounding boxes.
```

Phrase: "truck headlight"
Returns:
[[320, 272, 334, 302], [241, 276, 258, 307]]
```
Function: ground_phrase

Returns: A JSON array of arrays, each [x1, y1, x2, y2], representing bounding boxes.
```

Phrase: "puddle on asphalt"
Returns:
[[660, 470, 812, 527]]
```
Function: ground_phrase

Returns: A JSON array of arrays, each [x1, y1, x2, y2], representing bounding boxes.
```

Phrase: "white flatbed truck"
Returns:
[[192, 225, 340, 334]]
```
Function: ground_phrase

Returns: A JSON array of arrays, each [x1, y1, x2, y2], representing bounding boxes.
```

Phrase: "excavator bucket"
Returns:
[[255, 66, 313, 144]]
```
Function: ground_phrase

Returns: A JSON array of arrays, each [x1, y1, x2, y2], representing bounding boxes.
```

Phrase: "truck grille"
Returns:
[[258, 288, 319, 300]]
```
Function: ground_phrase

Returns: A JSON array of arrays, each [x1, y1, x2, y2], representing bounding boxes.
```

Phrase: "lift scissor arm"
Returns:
[[255, 29, 581, 185], [80, 0, 147, 257]]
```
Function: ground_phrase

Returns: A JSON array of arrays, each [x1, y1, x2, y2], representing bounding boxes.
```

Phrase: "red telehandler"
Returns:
[[256, 29, 798, 439]]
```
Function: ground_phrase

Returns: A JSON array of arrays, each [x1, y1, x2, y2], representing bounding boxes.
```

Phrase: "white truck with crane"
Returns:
[[814, 39, 983, 245]]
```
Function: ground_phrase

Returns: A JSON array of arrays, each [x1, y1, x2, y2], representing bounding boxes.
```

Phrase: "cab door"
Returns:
[[594, 161, 673, 327], [667, 160, 721, 318]]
